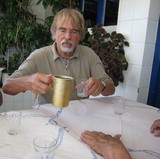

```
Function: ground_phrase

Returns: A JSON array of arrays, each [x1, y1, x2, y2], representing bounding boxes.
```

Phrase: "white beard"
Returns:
[[60, 39, 74, 53], [61, 45, 74, 53]]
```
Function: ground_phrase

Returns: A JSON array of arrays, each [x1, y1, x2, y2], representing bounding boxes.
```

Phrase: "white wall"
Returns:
[[115, 0, 160, 104]]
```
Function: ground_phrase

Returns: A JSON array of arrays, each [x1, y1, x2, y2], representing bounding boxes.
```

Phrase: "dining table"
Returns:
[[0, 96, 160, 159]]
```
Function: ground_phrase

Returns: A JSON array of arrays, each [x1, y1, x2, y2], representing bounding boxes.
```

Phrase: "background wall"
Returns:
[[114, 0, 160, 104]]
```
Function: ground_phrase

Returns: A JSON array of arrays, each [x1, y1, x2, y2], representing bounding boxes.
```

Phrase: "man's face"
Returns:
[[53, 17, 81, 55]]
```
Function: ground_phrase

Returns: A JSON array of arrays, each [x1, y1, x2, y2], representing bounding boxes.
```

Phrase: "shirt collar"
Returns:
[[51, 42, 79, 61]]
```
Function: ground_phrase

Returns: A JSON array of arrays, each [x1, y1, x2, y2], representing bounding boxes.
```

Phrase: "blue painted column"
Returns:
[[96, 0, 106, 24]]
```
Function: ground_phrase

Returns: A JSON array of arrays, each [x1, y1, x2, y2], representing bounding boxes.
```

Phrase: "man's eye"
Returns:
[[71, 30, 79, 34], [59, 29, 66, 33]]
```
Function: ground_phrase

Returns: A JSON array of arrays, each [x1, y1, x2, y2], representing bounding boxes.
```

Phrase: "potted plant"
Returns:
[[81, 24, 129, 86]]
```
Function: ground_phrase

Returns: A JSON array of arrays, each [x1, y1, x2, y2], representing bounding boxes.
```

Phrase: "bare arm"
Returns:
[[86, 78, 115, 97], [2, 73, 52, 95], [81, 131, 132, 159], [101, 79, 115, 96]]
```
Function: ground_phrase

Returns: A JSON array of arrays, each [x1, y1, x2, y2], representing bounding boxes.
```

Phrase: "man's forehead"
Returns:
[[56, 17, 79, 29]]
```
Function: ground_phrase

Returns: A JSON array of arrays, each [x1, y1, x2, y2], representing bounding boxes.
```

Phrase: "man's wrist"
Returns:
[[101, 80, 106, 92]]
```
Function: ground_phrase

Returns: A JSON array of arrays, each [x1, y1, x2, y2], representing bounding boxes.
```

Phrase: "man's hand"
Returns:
[[86, 77, 104, 96], [28, 73, 52, 94], [150, 119, 160, 137], [80, 130, 132, 159]]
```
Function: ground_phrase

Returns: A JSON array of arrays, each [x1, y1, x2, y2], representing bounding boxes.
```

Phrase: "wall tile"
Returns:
[[125, 85, 138, 101], [14, 93, 23, 102], [117, 21, 133, 41], [134, 0, 150, 19], [3, 94, 14, 103], [118, 0, 134, 21], [23, 91, 33, 101], [14, 101, 23, 110], [4, 102, 14, 112], [131, 20, 148, 43], [23, 101, 33, 110], [127, 42, 144, 65], [125, 64, 141, 87]]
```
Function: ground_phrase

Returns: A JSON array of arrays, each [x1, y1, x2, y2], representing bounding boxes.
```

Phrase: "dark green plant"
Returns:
[[81, 24, 129, 86], [0, 0, 52, 73], [37, 0, 79, 15]]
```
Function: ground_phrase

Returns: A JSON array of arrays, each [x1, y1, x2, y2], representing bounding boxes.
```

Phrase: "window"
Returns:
[[79, 0, 119, 27]]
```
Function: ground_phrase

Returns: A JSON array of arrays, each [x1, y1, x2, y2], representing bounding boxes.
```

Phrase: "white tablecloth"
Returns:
[[0, 96, 160, 159]]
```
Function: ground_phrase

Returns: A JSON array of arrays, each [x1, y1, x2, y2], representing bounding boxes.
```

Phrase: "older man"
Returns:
[[2, 8, 115, 104]]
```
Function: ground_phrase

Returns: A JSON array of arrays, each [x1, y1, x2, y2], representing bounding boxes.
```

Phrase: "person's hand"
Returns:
[[28, 73, 52, 94], [86, 77, 104, 96], [150, 119, 160, 137], [80, 130, 132, 159]]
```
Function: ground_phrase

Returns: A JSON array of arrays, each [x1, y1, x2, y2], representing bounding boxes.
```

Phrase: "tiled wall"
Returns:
[[0, 90, 34, 112], [115, 0, 160, 104]]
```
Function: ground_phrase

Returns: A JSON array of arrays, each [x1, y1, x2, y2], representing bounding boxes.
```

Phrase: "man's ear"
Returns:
[[51, 35, 55, 41]]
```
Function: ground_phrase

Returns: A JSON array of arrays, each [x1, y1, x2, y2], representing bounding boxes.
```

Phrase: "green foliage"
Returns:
[[81, 24, 129, 86], [0, 0, 52, 73], [37, 0, 79, 15]]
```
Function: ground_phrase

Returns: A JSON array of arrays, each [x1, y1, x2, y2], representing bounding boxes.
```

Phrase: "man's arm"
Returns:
[[2, 73, 52, 95], [101, 79, 115, 96], [81, 130, 132, 159], [86, 78, 115, 97]]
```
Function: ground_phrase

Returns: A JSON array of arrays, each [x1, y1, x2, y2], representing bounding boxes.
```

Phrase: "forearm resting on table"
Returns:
[[2, 76, 31, 95], [101, 79, 115, 96], [103, 146, 132, 159]]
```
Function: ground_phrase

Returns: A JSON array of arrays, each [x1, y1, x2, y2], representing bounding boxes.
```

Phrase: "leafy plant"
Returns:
[[0, 0, 52, 73], [37, 0, 79, 15], [81, 24, 129, 86]]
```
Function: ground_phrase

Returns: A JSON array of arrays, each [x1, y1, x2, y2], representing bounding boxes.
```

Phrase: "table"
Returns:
[[0, 96, 160, 159]]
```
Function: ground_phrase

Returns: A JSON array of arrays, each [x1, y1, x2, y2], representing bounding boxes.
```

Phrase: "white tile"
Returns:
[[146, 20, 158, 44], [125, 64, 141, 87], [23, 101, 33, 110], [117, 21, 133, 41], [23, 91, 33, 101], [114, 82, 126, 97], [139, 66, 152, 88], [134, 0, 150, 19], [4, 102, 14, 111], [14, 101, 23, 110], [131, 20, 148, 43], [137, 87, 149, 104], [149, 0, 160, 21], [125, 85, 138, 101], [0, 104, 5, 113], [118, 0, 134, 21], [14, 93, 23, 102], [142, 43, 155, 66], [3, 94, 14, 102], [127, 43, 144, 65]]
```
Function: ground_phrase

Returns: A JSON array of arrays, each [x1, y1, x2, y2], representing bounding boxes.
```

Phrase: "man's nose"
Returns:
[[64, 32, 71, 39]]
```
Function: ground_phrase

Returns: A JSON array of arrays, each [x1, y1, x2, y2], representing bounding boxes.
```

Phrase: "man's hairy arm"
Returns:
[[2, 73, 52, 95]]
